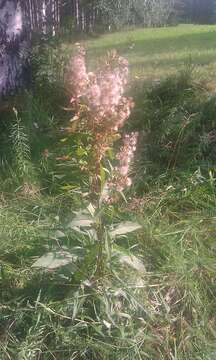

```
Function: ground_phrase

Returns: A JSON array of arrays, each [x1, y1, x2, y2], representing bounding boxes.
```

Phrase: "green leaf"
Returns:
[[32, 250, 77, 270], [76, 147, 87, 157], [87, 203, 95, 217], [113, 246, 146, 274], [51, 230, 66, 240], [54, 174, 65, 179], [103, 320, 112, 329], [118, 254, 146, 273], [110, 221, 142, 238]]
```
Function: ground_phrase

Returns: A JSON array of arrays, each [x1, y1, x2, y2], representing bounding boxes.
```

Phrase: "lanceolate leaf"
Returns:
[[87, 203, 95, 217], [32, 250, 77, 270], [113, 246, 146, 274], [110, 221, 142, 238], [118, 254, 146, 273]]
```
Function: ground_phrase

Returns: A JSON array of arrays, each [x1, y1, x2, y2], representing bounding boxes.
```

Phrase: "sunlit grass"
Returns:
[[81, 24, 216, 82]]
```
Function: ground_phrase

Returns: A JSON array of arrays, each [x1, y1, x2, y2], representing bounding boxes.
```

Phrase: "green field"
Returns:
[[82, 24, 216, 82], [1, 25, 216, 359]]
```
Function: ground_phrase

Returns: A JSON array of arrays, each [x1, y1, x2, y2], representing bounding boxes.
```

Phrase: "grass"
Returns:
[[1, 24, 216, 359], [81, 24, 216, 82]]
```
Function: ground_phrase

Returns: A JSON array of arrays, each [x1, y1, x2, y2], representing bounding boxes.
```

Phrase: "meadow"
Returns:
[[0, 24, 216, 359], [84, 24, 216, 81]]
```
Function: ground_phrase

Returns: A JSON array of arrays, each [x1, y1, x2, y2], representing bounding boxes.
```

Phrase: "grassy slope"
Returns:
[[0, 25, 216, 359]]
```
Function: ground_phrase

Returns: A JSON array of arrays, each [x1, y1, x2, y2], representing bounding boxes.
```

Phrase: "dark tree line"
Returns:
[[181, 0, 216, 24]]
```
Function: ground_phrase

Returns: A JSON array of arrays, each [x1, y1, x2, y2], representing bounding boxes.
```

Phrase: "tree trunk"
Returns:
[[0, 0, 30, 99]]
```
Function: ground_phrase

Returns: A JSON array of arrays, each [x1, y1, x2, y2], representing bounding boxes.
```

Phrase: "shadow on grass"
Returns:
[[88, 30, 216, 55]]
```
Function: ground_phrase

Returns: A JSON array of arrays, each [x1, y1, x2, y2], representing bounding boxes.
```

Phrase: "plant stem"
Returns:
[[95, 217, 105, 277]]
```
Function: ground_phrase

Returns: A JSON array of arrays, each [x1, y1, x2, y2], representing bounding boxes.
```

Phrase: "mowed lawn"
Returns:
[[73, 24, 216, 82]]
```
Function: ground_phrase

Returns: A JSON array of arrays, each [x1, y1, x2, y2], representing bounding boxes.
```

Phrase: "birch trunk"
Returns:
[[0, 0, 30, 98]]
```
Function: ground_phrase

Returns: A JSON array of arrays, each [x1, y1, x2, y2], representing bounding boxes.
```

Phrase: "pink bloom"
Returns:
[[119, 165, 129, 176], [68, 44, 88, 99], [67, 47, 136, 199], [107, 132, 138, 196], [87, 84, 101, 107]]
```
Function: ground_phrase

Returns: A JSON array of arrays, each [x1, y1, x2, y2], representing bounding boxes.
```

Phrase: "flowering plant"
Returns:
[[67, 43, 138, 201], [31, 45, 142, 277], [66, 44, 139, 274]]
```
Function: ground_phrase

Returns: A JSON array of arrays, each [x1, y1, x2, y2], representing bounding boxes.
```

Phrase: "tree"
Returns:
[[96, 0, 177, 30], [181, 0, 216, 24], [193, 0, 215, 23], [0, 0, 30, 99], [139, 0, 176, 27]]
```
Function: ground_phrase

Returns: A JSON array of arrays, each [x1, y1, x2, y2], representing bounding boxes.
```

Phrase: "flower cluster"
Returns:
[[68, 44, 133, 134], [108, 132, 138, 193], [67, 43, 137, 198]]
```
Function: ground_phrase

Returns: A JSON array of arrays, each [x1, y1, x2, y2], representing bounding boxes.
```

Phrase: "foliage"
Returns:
[[10, 109, 34, 182], [30, 39, 70, 112], [97, 0, 177, 29], [1, 170, 216, 359], [129, 70, 216, 192]]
